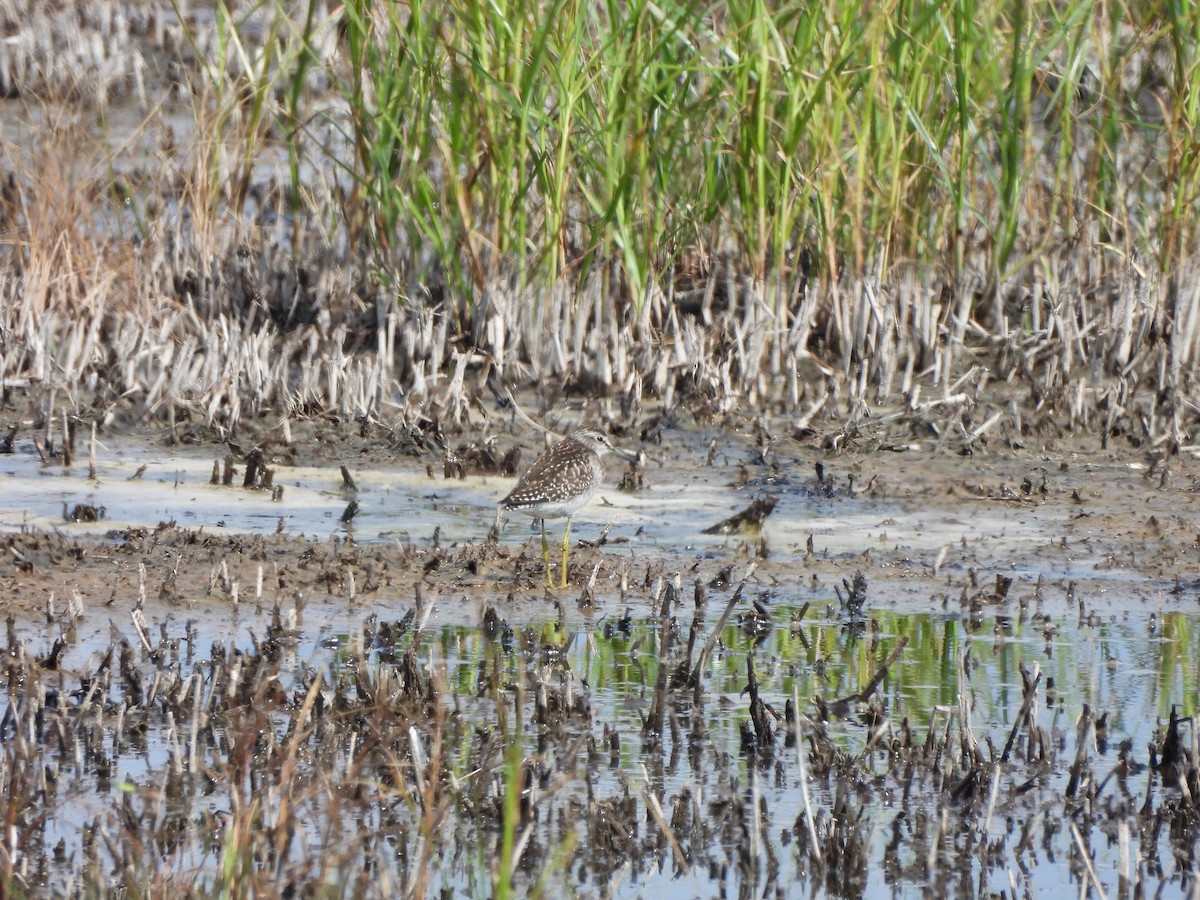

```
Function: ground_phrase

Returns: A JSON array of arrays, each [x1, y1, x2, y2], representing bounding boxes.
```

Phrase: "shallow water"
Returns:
[[15, 596, 1199, 898]]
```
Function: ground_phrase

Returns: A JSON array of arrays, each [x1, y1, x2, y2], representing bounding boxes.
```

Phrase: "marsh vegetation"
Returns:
[[2, 1, 1200, 897], [1, 0, 1198, 440]]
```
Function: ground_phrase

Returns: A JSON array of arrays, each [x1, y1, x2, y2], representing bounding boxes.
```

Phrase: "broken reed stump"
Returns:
[[1153, 705, 1197, 790], [835, 571, 868, 617], [741, 654, 776, 755], [61, 411, 73, 468], [813, 634, 910, 721], [62, 502, 105, 523], [642, 580, 675, 741], [703, 496, 778, 535], [1000, 664, 1042, 763], [671, 580, 708, 689], [242, 446, 265, 487], [689, 563, 757, 701]]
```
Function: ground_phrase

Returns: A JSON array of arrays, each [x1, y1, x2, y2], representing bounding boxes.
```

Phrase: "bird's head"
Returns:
[[570, 427, 638, 462]]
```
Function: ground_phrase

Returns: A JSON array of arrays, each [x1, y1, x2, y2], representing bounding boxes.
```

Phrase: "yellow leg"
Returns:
[[560, 516, 573, 589], [540, 518, 552, 588]]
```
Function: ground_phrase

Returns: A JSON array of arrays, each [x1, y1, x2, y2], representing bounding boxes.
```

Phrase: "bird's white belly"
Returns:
[[515, 487, 598, 520]]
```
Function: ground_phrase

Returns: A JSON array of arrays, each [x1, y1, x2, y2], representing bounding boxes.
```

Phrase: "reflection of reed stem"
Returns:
[[794, 682, 823, 865]]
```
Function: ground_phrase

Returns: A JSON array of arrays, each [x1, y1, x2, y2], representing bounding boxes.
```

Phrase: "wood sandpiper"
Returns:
[[498, 427, 635, 588]]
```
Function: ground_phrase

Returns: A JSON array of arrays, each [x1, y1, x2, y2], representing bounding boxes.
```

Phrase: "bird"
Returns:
[[497, 426, 635, 588]]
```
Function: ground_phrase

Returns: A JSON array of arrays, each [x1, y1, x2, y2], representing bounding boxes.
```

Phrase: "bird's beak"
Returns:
[[615, 446, 641, 464]]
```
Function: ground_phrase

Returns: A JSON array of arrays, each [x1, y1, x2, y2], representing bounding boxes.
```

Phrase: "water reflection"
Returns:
[[10, 592, 1199, 897]]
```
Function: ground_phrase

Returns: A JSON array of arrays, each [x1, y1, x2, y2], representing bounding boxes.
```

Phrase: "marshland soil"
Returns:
[[7, 418, 1197, 629]]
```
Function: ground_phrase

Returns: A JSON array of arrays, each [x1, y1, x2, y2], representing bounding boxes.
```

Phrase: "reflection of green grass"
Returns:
[[393, 605, 1200, 759], [80, 602, 1199, 896], [1154, 613, 1199, 718]]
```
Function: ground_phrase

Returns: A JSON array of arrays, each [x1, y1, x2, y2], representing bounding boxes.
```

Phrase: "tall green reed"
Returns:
[[281, 0, 1190, 328], [1163, 0, 1200, 271]]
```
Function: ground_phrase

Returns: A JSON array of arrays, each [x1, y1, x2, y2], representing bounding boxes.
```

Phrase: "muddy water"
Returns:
[[3, 427, 1193, 601], [2, 424, 1199, 897]]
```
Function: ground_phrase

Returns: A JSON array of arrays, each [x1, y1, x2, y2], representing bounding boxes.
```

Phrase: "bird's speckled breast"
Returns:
[[501, 435, 604, 517]]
